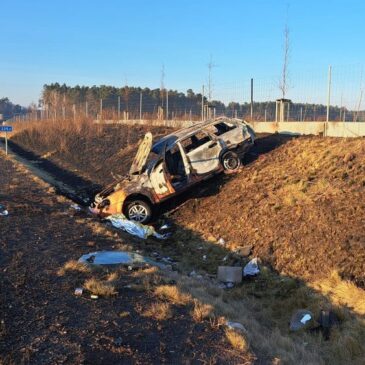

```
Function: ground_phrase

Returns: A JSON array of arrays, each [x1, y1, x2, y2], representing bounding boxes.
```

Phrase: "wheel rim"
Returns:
[[223, 154, 239, 170], [128, 204, 148, 222]]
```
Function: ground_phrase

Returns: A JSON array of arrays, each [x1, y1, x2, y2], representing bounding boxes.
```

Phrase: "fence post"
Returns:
[[166, 90, 169, 121], [85, 101, 88, 118], [73, 104, 76, 121], [139, 92, 142, 121], [201, 85, 204, 121], [326, 65, 332, 123], [118, 96, 120, 120], [250, 78, 254, 120], [100, 99, 103, 121]]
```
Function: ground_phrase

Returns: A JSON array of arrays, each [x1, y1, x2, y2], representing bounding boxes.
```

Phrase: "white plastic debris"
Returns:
[[226, 321, 247, 333], [243, 258, 260, 276], [300, 314, 312, 324], [74, 288, 83, 296], [0, 204, 8, 216], [105, 213, 168, 239], [290, 310, 314, 331], [70, 203, 81, 211], [218, 238, 226, 246]]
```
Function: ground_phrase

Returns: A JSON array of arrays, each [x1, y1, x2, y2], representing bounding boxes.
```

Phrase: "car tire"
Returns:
[[125, 199, 152, 224], [221, 151, 241, 171]]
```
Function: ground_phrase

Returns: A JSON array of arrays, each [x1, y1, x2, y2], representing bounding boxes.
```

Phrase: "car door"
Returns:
[[183, 131, 223, 175], [149, 147, 176, 201]]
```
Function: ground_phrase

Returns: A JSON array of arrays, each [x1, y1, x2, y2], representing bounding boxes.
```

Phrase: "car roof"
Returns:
[[151, 117, 243, 154]]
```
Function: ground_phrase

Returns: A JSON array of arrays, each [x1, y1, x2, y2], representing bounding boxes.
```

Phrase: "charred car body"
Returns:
[[90, 118, 256, 223]]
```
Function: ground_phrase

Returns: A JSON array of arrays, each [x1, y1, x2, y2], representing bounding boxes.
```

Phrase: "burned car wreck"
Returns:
[[90, 118, 256, 223]]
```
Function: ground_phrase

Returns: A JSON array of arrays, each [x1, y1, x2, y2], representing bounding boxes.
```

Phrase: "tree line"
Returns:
[[40, 83, 354, 121], [0, 98, 27, 120]]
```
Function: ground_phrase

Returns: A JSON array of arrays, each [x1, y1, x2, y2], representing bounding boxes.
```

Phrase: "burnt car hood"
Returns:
[[129, 132, 153, 176]]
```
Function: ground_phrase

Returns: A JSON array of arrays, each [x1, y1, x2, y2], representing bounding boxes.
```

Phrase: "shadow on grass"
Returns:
[[1, 138, 102, 205]]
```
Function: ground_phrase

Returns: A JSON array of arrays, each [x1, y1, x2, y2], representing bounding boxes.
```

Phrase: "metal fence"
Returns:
[[9, 63, 365, 123]]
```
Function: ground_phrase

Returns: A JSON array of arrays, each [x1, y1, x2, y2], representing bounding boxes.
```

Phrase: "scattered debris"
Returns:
[[202, 255, 207, 260], [90, 294, 98, 300], [290, 310, 314, 331], [243, 258, 260, 276], [318, 310, 339, 340], [78, 250, 163, 268], [114, 337, 123, 346], [160, 223, 172, 230], [218, 266, 243, 283], [105, 213, 169, 239], [0, 204, 8, 216], [70, 203, 81, 211], [234, 245, 253, 257], [218, 238, 226, 246], [74, 288, 83, 296], [226, 321, 247, 333], [189, 270, 203, 279], [225, 282, 235, 289]]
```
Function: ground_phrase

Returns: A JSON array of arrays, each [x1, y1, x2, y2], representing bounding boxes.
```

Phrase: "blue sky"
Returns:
[[1, 0, 365, 107]]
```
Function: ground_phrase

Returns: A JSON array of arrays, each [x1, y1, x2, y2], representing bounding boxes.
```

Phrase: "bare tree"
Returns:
[[207, 54, 216, 102], [279, 23, 290, 98], [123, 77, 130, 113], [160, 63, 165, 107]]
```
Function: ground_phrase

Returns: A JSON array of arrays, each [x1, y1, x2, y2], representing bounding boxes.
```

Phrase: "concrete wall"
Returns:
[[325, 121, 365, 137], [251, 121, 325, 136], [250, 121, 365, 137], [96, 119, 365, 138]]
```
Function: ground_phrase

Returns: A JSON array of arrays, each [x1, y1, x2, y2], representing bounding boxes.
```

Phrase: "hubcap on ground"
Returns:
[[128, 204, 148, 222]]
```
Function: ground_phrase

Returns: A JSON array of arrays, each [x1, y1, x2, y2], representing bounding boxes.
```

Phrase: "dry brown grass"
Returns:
[[225, 329, 249, 352], [191, 299, 213, 322], [57, 260, 91, 276], [84, 278, 117, 297], [311, 271, 365, 316], [165, 268, 365, 365], [142, 302, 172, 321], [154, 285, 191, 305]]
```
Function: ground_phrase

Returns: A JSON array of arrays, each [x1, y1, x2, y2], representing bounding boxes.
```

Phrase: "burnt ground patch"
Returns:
[[0, 154, 253, 365]]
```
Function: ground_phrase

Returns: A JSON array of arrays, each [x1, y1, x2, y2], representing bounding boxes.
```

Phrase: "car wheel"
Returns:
[[222, 151, 241, 171], [125, 200, 152, 224]]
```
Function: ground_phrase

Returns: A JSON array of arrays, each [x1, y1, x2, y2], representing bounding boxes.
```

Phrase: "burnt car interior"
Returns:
[[214, 121, 237, 135], [164, 145, 186, 188]]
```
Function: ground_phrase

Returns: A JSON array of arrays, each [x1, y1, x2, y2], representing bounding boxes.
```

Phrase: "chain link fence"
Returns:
[[10, 64, 365, 123]]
